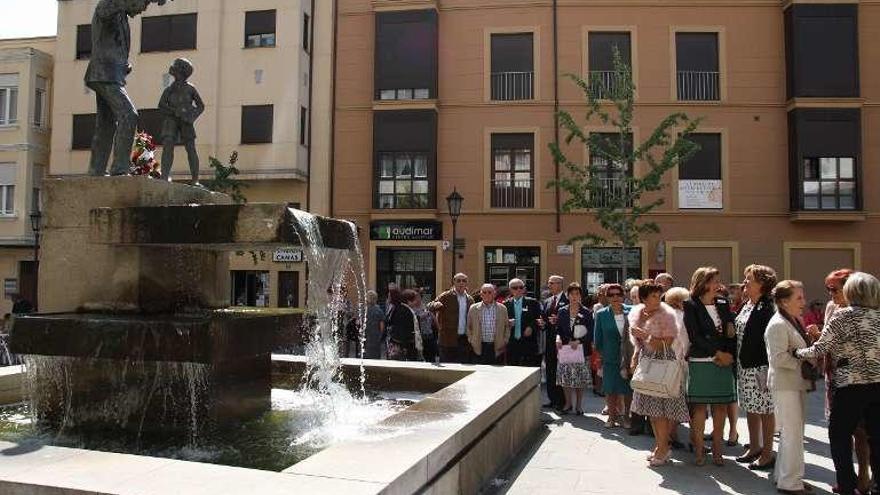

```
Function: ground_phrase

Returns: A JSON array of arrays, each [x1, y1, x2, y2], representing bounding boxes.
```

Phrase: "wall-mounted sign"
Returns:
[[556, 245, 574, 255], [273, 248, 303, 263], [369, 220, 442, 241], [679, 180, 723, 209]]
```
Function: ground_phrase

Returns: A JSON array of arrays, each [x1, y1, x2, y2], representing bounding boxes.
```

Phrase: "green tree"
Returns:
[[549, 50, 701, 283]]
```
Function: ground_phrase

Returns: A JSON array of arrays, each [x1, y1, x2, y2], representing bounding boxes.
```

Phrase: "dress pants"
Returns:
[[508, 338, 539, 367], [439, 334, 473, 364], [478, 343, 498, 365], [544, 330, 564, 406], [88, 82, 139, 176], [774, 389, 806, 491], [829, 383, 880, 495]]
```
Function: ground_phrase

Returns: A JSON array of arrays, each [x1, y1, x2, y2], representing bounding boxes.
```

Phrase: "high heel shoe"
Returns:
[[649, 451, 671, 467]]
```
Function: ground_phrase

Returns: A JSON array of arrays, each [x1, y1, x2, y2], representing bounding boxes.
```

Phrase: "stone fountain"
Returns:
[[8, 176, 355, 436]]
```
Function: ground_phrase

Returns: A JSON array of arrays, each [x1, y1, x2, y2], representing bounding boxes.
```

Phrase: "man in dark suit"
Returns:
[[504, 278, 543, 367], [542, 275, 568, 409]]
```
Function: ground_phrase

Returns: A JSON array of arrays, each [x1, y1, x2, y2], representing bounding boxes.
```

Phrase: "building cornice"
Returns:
[[0, 47, 53, 65]]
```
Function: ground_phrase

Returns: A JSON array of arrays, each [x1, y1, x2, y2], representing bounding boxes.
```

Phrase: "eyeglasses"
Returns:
[[607, 292, 623, 297], [826, 286, 840, 294], [510, 286, 524, 291]]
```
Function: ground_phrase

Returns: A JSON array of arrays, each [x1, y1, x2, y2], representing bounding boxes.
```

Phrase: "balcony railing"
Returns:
[[491, 71, 534, 101], [676, 71, 720, 101], [591, 177, 633, 208], [491, 178, 534, 208], [589, 71, 627, 100]]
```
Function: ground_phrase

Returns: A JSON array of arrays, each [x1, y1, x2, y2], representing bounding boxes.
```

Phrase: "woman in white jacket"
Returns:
[[765, 280, 817, 495]]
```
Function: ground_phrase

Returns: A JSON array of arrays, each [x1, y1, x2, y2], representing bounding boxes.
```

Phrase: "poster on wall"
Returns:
[[679, 180, 723, 209]]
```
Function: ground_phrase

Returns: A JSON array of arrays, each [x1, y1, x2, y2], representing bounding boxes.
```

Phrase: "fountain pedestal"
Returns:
[[9, 177, 353, 437]]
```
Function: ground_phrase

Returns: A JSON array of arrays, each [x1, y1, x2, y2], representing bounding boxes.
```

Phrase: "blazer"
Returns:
[[594, 306, 631, 365], [765, 312, 812, 392], [505, 296, 543, 346], [466, 301, 511, 356], [86, 0, 134, 85], [388, 303, 416, 345], [428, 288, 474, 348], [683, 296, 736, 359], [738, 296, 776, 369], [556, 305, 594, 357]]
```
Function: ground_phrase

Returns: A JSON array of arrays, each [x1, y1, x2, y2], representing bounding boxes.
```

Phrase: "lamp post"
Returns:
[[30, 210, 42, 310], [445, 189, 464, 279]]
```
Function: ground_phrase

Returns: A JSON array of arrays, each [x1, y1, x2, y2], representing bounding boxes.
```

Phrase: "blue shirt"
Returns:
[[513, 297, 523, 339]]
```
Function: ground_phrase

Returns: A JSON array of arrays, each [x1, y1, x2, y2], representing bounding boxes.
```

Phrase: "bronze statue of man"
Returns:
[[86, 0, 173, 176]]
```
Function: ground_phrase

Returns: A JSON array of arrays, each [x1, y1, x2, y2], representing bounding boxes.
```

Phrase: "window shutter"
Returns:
[[0, 163, 17, 185]]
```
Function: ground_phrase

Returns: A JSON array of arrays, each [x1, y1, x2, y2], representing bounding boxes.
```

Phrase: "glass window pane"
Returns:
[[4, 186, 13, 214], [803, 181, 819, 196], [380, 154, 394, 177], [9, 88, 17, 122], [413, 194, 429, 208], [396, 195, 412, 208], [413, 180, 428, 194], [821, 196, 836, 209], [803, 158, 818, 179], [396, 89, 413, 100], [803, 195, 819, 210], [821, 182, 837, 195], [379, 195, 394, 209], [397, 181, 412, 194], [840, 194, 855, 210], [0, 89, 6, 123], [395, 155, 411, 177], [514, 150, 531, 171], [379, 89, 396, 100], [514, 172, 531, 183], [839, 181, 855, 196], [820, 158, 837, 179], [413, 88, 430, 99], [494, 173, 511, 186], [379, 180, 394, 194], [413, 155, 428, 177], [839, 158, 854, 179], [494, 151, 510, 171]]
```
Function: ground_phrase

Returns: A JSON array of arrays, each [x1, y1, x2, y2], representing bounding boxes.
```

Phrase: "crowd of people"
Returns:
[[355, 266, 880, 495]]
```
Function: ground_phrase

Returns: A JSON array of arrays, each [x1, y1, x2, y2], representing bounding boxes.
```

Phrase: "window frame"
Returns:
[[76, 24, 92, 60], [670, 27, 726, 103], [0, 84, 19, 126], [675, 131, 726, 211], [800, 157, 858, 211], [303, 12, 311, 53], [583, 27, 637, 101], [0, 185, 14, 216], [490, 133, 535, 209], [484, 27, 540, 103], [374, 9, 438, 102], [244, 10, 277, 49], [375, 151, 431, 210]]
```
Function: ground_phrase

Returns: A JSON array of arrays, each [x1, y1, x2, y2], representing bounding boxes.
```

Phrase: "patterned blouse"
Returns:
[[796, 305, 880, 389]]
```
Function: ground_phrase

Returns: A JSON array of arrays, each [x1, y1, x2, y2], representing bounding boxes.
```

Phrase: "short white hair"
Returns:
[[655, 273, 674, 283], [366, 290, 378, 305], [548, 275, 564, 284], [843, 272, 880, 309], [480, 283, 496, 292], [508, 278, 525, 288]]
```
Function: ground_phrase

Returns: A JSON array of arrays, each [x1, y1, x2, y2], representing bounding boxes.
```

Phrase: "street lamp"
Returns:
[[29, 210, 42, 311], [445, 189, 464, 279]]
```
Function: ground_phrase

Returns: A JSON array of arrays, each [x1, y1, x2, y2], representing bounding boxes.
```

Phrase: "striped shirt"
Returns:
[[480, 304, 497, 343], [797, 306, 880, 389]]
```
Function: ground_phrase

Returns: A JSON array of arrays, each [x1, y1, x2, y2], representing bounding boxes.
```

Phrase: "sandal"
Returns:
[[726, 434, 740, 447], [694, 450, 706, 467], [736, 451, 762, 464], [649, 451, 671, 467], [749, 455, 776, 471], [713, 454, 725, 467]]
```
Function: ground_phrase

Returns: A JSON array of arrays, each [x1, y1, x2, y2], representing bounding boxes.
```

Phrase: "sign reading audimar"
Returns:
[[369, 221, 443, 241]]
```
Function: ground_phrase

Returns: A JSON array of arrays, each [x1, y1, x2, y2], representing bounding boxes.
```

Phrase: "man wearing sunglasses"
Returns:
[[427, 273, 475, 364], [505, 278, 543, 367], [542, 275, 569, 409]]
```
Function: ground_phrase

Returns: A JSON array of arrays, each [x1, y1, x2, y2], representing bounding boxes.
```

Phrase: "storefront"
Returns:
[[579, 246, 644, 295], [483, 246, 541, 297], [368, 220, 444, 303], [229, 247, 305, 308]]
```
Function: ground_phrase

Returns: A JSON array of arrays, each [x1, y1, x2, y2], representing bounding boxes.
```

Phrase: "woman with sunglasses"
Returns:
[[594, 283, 633, 428], [556, 283, 594, 415]]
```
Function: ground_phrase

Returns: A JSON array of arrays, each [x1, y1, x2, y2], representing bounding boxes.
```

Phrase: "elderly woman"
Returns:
[[364, 290, 385, 359], [684, 267, 736, 466], [629, 282, 690, 466], [796, 272, 880, 495], [766, 280, 816, 495], [556, 283, 594, 415], [735, 265, 778, 470], [594, 283, 632, 428], [387, 289, 422, 361]]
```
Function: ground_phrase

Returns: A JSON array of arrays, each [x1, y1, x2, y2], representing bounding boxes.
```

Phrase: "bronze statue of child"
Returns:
[[158, 58, 204, 184]]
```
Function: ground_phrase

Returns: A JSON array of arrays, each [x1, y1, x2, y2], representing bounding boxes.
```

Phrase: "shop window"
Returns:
[[484, 247, 540, 297], [376, 248, 436, 304], [581, 247, 641, 295], [231, 270, 270, 307], [278, 271, 299, 308]]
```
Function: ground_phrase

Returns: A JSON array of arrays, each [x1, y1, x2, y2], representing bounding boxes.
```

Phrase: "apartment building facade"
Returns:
[[333, 0, 879, 302], [0, 36, 55, 315], [51, 0, 336, 309]]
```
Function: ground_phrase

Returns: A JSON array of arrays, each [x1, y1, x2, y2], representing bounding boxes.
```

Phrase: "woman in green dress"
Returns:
[[594, 283, 633, 428]]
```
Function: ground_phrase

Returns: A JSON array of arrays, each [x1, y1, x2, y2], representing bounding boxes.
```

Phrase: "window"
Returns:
[[377, 152, 429, 209], [231, 270, 270, 307], [588, 32, 632, 99], [788, 108, 861, 211], [590, 133, 633, 207], [581, 247, 642, 294], [299, 106, 308, 146], [802, 158, 856, 210], [675, 32, 720, 101], [484, 247, 540, 297], [278, 271, 300, 308], [0, 163, 16, 216], [241, 105, 273, 144], [490, 33, 534, 101], [76, 24, 92, 59], [141, 13, 197, 53], [376, 248, 436, 303], [491, 133, 534, 209], [373, 110, 437, 209], [0, 74, 19, 126], [785, 5, 859, 98], [375, 10, 437, 100], [32, 165, 43, 214], [34, 76, 47, 128], [245, 10, 276, 48], [72, 113, 96, 150], [679, 133, 723, 209], [303, 13, 310, 52]]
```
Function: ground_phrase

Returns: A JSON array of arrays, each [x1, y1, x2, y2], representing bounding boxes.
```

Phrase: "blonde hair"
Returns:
[[366, 290, 378, 305], [664, 287, 690, 310], [690, 267, 721, 299]]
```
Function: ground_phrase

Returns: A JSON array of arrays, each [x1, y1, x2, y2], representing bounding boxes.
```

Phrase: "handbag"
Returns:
[[558, 344, 586, 364], [630, 342, 683, 399]]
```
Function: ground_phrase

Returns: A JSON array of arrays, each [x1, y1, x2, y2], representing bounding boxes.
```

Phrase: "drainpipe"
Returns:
[[329, 0, 339, 218], [306, 0, 316, 212], [553, 0, 561, 233]]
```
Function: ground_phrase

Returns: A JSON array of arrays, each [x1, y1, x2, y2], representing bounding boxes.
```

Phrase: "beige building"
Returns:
[[0, 36, 55, 315], [333, 0, 879, 304], [51, 0, 336, 309]]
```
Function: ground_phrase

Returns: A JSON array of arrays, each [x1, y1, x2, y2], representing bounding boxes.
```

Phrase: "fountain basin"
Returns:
[[0, 357, 541, 494]]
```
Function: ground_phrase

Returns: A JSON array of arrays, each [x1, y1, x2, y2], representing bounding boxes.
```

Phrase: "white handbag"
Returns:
[[630, 343, 683, 399]]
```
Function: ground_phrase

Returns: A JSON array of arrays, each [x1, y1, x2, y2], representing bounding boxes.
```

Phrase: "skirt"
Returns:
[[557, 362, 592, 388], [688, 360, 737, 404], [738, 365, 775, 415], [631, 346, 690, 422]]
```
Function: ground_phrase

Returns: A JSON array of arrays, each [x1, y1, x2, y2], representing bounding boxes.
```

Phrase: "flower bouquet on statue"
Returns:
[[129, 132, 162, 179]]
